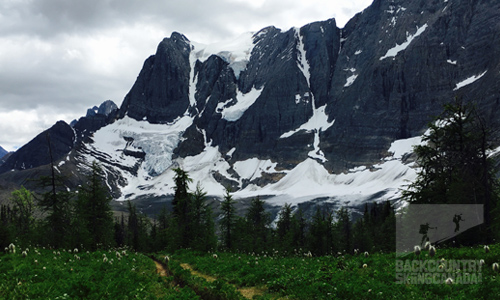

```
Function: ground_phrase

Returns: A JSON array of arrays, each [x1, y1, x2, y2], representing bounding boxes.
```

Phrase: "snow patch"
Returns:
[[217, 86, 264, 121], [447, 59, 457, 65], [190, 32, 255, 79], [233, 158, 278, 181], [380, 24, 428, 60], [175, 145, 233, 196], [235, 157, 417, 206], [387, 136, 422, 159], [295, 28, 311, 87], [453, 71, 487, 91], [226, 147, 236, 158], [280, 105, 334, 139], [344, 74, 358, 87]]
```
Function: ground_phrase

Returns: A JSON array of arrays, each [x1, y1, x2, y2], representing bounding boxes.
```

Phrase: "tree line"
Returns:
[[0, 163, 395, 255]]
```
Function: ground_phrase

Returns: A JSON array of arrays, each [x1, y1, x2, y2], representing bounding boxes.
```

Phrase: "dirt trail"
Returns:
[[179, 262, 265, 299], [180, 263, 217, 282], [154, 260, 168, 277]]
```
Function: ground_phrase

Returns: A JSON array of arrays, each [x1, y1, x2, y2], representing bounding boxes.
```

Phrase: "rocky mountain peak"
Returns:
[[2, 0, 500, 211]]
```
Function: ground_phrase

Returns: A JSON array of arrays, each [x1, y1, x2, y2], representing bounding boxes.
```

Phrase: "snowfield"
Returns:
[[82, 113, 421, 207]]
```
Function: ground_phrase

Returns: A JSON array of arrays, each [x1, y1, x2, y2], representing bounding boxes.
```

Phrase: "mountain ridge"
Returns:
[[0, 146, 7, 159], [1, 0, 500, 214]]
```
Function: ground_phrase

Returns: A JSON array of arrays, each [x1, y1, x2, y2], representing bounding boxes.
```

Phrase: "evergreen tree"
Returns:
[[276, 203, 294, 252], [154, 205, 170, 251], [114, 214, 126, 247], [290, 208, 307, 250], [308, 207, 335, 255], [36, 175, 73, 248], [334, 207, 351, 253], [403, 99, 499, 243], [171, 168, 193, 248], [245, 197, 271, 253], [126, 200, 141, 251], [219, 188, 236, 250], [75, 161, 114, 250], [190, 182, 217, 251], [36, 132, 73, 248]]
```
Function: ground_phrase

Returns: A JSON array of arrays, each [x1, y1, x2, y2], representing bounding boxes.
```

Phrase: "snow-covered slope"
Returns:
[[82, 109, 422, 208]]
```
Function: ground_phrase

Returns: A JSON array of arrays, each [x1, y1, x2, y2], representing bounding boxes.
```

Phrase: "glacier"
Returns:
[[83, 111, 421, 208]]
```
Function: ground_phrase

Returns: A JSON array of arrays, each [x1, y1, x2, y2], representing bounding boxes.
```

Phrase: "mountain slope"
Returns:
[[2, 0, 500, 212], [0, 146, 7, 159]]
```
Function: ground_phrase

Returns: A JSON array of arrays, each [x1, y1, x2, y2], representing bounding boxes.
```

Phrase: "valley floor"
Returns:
[[1, 245, 500, 299]]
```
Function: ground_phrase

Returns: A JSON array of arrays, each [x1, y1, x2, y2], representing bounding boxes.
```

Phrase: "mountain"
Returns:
[[0, 146, 7, 159], [1, 0, 500, 215]]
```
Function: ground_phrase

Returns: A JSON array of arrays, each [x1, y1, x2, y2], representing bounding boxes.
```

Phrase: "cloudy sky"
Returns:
[[0, 0, 372, 152]]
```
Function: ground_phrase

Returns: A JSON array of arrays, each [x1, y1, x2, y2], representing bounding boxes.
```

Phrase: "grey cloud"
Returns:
[[1, 0, 255, 41]]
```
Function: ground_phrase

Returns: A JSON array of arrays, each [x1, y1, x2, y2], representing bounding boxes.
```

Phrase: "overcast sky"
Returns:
[[0, 0, 372, 152]]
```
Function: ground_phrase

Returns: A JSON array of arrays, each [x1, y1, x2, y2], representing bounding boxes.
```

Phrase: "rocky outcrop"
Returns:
[[118, 33, 192, 123], [322, 0, 500, 171], [0, 121, 75, 173]]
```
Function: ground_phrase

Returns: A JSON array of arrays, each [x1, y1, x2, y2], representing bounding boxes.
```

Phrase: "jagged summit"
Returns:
[[1, 0, 500, 213]]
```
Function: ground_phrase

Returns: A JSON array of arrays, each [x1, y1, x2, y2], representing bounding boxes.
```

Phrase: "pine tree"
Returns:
[[276, 203, 294, 252], [155, 205, 170, 251], [36, 175, 73, 248], [219, 188, 236, 250], [114, 214, 126, 247], [245, 196, 271, 252], [334, 207, 351, 253], [171, 168, 193, 248], [126, 200, 140, 251], [36, 132, 73, 248], [403, 99, 499, 243], [190, 182, 217, 251], [290, 208, 307, 250], [75, 161, 114, 250]]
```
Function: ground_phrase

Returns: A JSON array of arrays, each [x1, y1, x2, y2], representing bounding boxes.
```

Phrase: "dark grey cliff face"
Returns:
[[322, 0, 500, 171], [119, 0, 500, 174], [119, 32, 192, 123], [0, 121, 75, 173], [164, 20, 341, 167], [0, 99, 118, 177], [73, 101, 118, 137]]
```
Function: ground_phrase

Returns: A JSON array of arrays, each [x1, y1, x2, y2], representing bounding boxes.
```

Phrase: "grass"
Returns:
[[168, 244, 500, 299], [2, 244, 499, 299], [0, 246, 198, 299]]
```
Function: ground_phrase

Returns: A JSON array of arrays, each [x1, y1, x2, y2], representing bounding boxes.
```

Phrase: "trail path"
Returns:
[[154, 260, 168, 277], [180, 263, 217, 282], [179, 262, 266, 299]]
